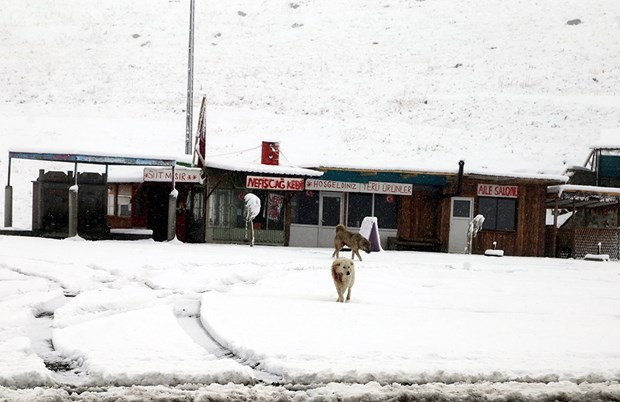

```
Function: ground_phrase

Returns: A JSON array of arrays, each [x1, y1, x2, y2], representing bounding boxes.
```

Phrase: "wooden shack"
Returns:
[[397, 172, 564, 257]]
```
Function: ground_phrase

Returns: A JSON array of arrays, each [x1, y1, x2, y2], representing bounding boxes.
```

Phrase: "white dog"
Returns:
[[331, 257, 355, 303]]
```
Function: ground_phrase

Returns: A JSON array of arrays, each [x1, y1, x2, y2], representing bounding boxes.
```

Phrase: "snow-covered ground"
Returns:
[[1, 236, 619, 400]]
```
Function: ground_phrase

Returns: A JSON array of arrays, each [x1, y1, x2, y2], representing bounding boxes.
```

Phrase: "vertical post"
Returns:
[[168, 166, 177, 241], [185, 0, 195, 155], [68, 162, 78, 237], [595, 149, 601, 186], [4, 157, 12, 227], [551, 196, 559, 257], [34, 169, 45, 231]]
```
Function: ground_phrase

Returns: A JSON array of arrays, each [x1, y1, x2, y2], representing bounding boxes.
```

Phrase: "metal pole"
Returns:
[[185, 0, 195, 155], [6, 157, 11, 187], [167, 166, 178, 241], [4, 157, 12, 227], [551, 196, 559, 257], [68, 162, 78, 237]]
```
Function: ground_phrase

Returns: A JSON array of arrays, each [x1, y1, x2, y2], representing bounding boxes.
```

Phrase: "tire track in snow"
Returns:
[[176, 311, 284, 385]]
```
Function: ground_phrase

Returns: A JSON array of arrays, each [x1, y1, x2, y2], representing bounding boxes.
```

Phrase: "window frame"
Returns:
[[478, 196, 517, 232]]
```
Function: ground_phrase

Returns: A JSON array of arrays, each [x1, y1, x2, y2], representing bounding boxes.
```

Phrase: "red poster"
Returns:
[[268, 193, 284, 221]]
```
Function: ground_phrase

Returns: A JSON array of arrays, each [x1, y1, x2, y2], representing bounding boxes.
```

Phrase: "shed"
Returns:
[[4, 149, 178, 240], [546, 184, 620, 259]]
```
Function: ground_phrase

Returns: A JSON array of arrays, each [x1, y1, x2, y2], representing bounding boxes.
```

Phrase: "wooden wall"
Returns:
[[397, 179, 551, 257], [397, 188, 441, 243]]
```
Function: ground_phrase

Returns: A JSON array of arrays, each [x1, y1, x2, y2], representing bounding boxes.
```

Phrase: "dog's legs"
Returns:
[[332, 249, 339, 258], [346, 286, 352, 302], [353, 250, 362, 261], [335, 284, 344, 302]]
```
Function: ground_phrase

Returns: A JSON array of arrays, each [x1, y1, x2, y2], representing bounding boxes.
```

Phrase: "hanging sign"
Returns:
[[143, 168, 202, 183], [305, 179, 413, 195], [361, 181, 413, 195], [246, 176, 305, 191], [305, 179, 361, 192], [477, 184, 518, 198]]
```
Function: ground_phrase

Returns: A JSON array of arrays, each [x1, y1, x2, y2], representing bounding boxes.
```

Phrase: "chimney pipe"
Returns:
[[456, 160, 465, 195]]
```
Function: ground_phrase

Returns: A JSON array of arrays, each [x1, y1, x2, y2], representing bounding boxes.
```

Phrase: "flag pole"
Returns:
[[185, 0, 195, 155]]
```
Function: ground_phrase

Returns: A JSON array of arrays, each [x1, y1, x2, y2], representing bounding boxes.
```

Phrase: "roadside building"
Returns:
[[203, 142, 323, 245], [289, 163, 565, 257], [107, 166, 205, 242]]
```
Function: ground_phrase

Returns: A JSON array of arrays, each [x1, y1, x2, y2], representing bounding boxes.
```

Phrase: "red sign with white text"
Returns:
[[477, 184, 518, 198]]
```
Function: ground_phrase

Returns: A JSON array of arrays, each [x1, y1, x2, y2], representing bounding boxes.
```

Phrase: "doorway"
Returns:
[[448, 197, 473, 253], [318, 192, 344, 247]]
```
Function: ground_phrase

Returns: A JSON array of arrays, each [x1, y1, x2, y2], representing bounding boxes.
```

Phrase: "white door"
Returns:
[[318, 192, 344, 248], [448, 197, 474, 253]]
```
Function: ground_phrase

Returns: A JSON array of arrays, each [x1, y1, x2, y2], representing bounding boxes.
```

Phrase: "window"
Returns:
[[191, 191, 204, 221], [291, 191, 319, 225], [208, 189, 230, 227], [346, 193, 397, 229], [321, 194, 342, 227], [347, 193, 372, 227], [266, 192, 285, 230], [374, 194, 397, 229], [107, 184, 132, 217], [452, 199, 471, 218], [478, 197, 516, 231]]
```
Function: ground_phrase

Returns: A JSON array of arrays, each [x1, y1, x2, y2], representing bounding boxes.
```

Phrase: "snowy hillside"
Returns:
[[1, 0, 620, 219]]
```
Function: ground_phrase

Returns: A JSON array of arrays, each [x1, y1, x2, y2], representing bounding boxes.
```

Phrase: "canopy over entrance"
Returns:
[[4, 149, 180, 239]]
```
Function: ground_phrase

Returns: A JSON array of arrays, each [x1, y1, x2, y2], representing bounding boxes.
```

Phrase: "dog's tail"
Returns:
[[335, 224, 346, 232]]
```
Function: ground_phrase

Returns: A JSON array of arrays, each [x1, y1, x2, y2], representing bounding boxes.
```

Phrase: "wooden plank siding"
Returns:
[[460, 179, 548, 257], [397, 189, 441, 244], [396, 179, 552, 257]]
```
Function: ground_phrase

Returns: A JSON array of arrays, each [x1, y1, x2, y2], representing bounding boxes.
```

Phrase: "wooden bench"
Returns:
[[387, 237, 441, 252]]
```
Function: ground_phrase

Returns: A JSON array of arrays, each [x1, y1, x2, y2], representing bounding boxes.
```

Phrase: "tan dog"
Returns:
[[332, 224, 371, 261], [331, 257, 355, 302]]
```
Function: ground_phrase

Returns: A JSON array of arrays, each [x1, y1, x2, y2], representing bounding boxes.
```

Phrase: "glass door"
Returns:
[[318, 192, 344, 248]]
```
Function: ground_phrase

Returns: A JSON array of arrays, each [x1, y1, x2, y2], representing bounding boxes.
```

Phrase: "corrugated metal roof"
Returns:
[[9, 150, 176, 166]]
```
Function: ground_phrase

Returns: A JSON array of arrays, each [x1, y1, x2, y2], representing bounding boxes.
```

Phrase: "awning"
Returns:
[[546, 184, 620, 209], [8, 150, 176, 167]]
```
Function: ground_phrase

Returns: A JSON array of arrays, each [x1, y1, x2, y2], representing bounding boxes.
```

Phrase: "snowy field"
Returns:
[[1, 0, 620, 190], [0, 236, 619, 400]]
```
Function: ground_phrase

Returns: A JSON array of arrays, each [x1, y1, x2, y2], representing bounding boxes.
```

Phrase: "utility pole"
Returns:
[[185, 0, 195, 155]]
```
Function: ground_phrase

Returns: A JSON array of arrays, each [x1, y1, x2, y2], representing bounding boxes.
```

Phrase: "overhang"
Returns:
[[8, 150, 176, 167], [546, 184, 620, 209]]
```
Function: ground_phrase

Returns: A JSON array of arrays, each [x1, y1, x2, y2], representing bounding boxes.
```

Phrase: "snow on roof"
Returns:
[[465, 168, 568, 182], [318, 163, 568, 182], [547, 184, 620, 197], [8, 147, 192, 166], [207, 158, 323, 177]]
